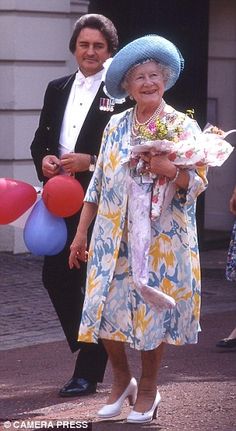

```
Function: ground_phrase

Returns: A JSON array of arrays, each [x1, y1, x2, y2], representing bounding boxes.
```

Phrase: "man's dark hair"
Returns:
[[69, 14, 118, 55]]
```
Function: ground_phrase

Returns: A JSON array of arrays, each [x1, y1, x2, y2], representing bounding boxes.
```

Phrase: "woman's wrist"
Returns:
[[169, 167, 190, 189]]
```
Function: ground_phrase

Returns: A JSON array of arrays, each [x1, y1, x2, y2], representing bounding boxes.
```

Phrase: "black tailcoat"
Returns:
[[31, 73, 132, 382]]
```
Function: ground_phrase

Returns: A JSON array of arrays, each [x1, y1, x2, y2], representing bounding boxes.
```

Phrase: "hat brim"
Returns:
[[105, 35, 184, 99]]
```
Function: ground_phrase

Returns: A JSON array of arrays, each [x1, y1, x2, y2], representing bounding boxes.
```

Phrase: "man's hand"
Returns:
[[42, 155, 61, 178], [60, 153, 91, 175]]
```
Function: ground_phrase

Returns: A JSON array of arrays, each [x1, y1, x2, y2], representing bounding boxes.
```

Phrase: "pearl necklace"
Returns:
[[132, 99, 165, 136]]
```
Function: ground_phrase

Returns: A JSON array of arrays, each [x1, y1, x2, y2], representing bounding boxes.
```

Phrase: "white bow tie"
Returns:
[[75, 73, 95, 90]]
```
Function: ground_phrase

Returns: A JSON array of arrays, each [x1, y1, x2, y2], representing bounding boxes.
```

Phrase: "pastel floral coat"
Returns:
[[78, 107, 208, 351]]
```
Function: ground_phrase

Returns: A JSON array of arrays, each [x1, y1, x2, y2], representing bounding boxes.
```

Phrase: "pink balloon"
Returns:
[[0, 178, 37, 224]]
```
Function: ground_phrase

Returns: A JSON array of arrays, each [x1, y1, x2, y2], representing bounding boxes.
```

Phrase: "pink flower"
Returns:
[[179, 131, 188, 140], [148, 122, 156, 133], [185, 150, 194, 158]]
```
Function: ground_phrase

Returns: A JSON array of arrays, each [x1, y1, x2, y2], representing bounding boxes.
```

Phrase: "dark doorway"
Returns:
[[89, 0, 210, 248], [89, 0, 209, 124]]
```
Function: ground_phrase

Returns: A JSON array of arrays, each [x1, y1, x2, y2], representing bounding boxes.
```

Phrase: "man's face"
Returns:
[[75, 28, 111, 76]]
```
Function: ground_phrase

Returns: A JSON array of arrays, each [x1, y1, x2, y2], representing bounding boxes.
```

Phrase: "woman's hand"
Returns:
[[69, 232, 88, 269], [69, 202, 98, 269], [42, 155, 61, 178], [149, 153, 176, 178], [141, 152, 189, 189], [60, 153, 90, 175]]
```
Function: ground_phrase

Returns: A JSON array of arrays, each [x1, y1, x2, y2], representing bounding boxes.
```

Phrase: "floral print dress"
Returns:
[[78, 106, 208, 351]]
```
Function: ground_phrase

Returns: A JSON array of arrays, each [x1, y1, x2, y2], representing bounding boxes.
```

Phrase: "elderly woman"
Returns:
[[69, 35, 208, 424]]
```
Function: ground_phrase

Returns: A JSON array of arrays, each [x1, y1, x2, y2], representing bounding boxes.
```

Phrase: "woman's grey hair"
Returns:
[[121, 60, 176, 94], [69, 14, 118, 55]]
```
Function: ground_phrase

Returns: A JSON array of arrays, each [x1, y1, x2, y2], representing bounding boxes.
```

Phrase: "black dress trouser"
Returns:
[[42, 213, 108, 383]]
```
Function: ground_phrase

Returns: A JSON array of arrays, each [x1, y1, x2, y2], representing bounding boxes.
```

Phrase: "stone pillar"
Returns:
[[205, 0, 236, 232]]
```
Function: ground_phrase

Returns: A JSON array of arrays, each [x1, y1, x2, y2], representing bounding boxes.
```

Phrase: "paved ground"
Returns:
[[0, 249, 236, 431]]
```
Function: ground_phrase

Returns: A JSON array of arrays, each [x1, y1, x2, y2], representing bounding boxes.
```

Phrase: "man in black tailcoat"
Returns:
[[31, 13, 132, 397]]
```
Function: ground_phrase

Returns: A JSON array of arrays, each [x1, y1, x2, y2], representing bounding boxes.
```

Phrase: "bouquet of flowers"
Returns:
[[131, 117, 235, 168], [130, 111, 235, 219]]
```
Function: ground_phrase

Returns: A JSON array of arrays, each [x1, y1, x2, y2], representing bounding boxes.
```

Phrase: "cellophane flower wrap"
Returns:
[[131, 111, 235, 219]]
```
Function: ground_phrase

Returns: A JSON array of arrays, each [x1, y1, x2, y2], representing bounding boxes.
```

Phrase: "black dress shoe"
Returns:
[[216, 338, 236, 348], [59, 377, 97, 397]]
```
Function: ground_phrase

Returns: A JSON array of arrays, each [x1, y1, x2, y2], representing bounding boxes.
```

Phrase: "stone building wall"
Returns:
[[0, 0, 89, 252]]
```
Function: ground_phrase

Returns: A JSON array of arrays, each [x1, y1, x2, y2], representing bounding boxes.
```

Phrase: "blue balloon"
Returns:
[[23, 199, 67, 256]]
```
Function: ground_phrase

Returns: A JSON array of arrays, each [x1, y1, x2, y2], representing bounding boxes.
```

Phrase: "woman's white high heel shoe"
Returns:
[[97, 377, 138, 419], [126, 390, 161, 424]]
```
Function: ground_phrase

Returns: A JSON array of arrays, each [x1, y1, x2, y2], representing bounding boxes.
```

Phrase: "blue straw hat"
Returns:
[[105, 34, 184, 99]]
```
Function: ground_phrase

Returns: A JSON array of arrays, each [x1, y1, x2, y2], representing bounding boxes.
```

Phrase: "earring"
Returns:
[[129, 95, 133, 100]]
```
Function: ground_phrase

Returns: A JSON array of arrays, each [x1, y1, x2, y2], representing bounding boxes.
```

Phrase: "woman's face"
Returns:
[[126, 61, 166, 107]]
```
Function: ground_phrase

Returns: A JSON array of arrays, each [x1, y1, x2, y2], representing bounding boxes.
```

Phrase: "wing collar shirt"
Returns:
[[59, 67, 105, 157]]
